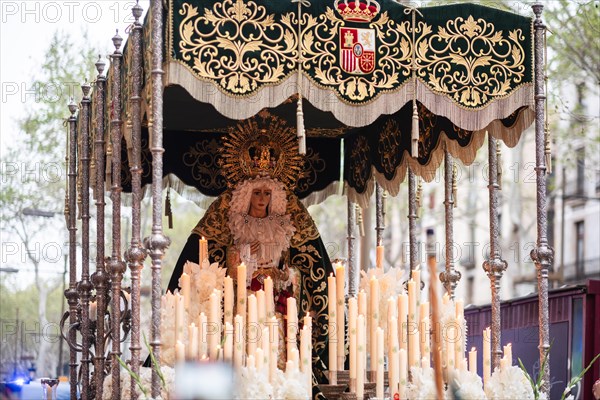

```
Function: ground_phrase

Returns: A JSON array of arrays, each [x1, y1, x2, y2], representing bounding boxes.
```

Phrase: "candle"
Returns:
[[237, 263, 247, 325], [469, 347, 477, 374], [286, 360, 295, 378], [175, 293, 184, 348], [411, 267, 421, 309], [198, 312, 207, 359], [376, 245, 384, 269], [407, 279, 419, 367], [399, 348, 407, 399], [504, 343, 512, 366], [233, 314, 244, 370], [421, 317, 430, 368], [376, 327, 384, 399], [348, 297, 357, 386], [224, 322, 233, 362], [483, 327, 491, 387], [224, 276, 234, 326], [189, 323, 198, 360], [335, 263, 345, 371], [176, 340, 185, 363], [455, 315, 465, 367], [287, 297, 298, 360], [358, 290, 367, 316], [420, 302, 430, 360], [181, 272, 191, 310], [257, 289, 266, 326], [389, 317, 399, 399], [89, 301, 97, 322], [398, 292, 408, 353], [455, 299, 464, 320], [199, 236, 208, 264], [269, 316, 279, 383], [327, 274, 337, 374], [262, 327, 270, 373], [247, 294, 258, 356], [247, 354, 255, 369], [442, 292, 450, 305], [369, 276, 380, 375], [356, 314, 365, 400], [446, 316, 455, 370], [255, 348, 264, 372], [264, 276, 274, 318], [300, 327, 311, 389], [209, 290, 221, 360], [387, 297, 397, 354]]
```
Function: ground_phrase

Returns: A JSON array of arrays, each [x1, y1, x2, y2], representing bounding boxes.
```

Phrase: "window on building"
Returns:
[[576, 147, 585, 196], [575, 221, 585, 278], [467, 276, 474, 305]]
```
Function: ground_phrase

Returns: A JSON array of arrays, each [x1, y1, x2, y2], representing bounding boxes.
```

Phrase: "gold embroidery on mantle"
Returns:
[[177, 0, 298, 95], [415, 15, 526, 108]]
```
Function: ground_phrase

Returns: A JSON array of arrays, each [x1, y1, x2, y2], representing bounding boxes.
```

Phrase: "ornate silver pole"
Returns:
[[482, 135, 507, 371], [531, 4, 553, 396], [375, 183, 384, 246], [65, 98, 79, 400], [408, 168, 418, 270], [144, 0, 170, 396], [79, 82, 93, 400], [107, 31, 127, 400], [347, 198, 357, 297], [439, 150, 461, 299], [126, 4, 147, 399], [92, 56, 109, 400]]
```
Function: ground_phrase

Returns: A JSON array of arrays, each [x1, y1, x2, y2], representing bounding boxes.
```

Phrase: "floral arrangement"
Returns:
[[234, 365, 310, 400], [101, 365, 175, 400], [447, 368, 486, 400], [181, 260, 227, 318], [485, 365, 535, 400], [406, 366, 442, 400]]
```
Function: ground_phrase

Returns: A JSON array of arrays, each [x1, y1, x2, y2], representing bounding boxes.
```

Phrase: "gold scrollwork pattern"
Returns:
[[176, 0, 298, 95], [288, 194, 321, 246], [416, 15, 527, 107], [378, 119, 402, 176], [418, 102, 437, 160], [296, 147, 328, 194], [349, 135, 371, 190], [302, 9, 412, 102], [182, 138, 226, 192], [193, 191, 233, 246]]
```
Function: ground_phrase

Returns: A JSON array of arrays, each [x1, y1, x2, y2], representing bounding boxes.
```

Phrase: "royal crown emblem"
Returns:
[[335, 0, 380, 23], [340, 27, 376, 74]]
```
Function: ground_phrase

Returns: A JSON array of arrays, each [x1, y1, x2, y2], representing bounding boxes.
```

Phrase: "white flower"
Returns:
[[406, 366, 445, 400], [447, 369, 486, 400], [234, 366, 274, 400], [485, 365, 534, 400], [101, 366, 175, 400], [272, 368, 311, 400]]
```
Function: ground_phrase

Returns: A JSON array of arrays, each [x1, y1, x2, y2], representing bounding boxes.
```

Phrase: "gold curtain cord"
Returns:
[[356, 203, 365, 237], [404, 7, 423, 158], [292, 0, 310, 155]]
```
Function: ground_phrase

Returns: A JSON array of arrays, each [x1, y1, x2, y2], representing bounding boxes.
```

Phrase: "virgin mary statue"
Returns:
[[165, 114, 335, 399]]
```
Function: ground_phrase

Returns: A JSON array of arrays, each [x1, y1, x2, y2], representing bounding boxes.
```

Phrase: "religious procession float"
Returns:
[[59, 0, 599, 399]]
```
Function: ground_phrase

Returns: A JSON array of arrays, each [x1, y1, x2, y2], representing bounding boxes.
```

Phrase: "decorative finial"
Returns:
[[81, 81, 91, 97], [132, 0, 143, 22], [112, 29, 123, 51], [68, 97, 77, 115], [532, 3, 544, 18], [95, 55, 106, 76]]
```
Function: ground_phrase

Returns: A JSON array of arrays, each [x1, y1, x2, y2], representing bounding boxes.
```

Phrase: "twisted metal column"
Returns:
[[79, 82, 93, 400], [144, 0, 171, 396], [375, 183, 384, 246], [408, 168, 418, 270], [439, 150, 461, 299], [107, 31, 127, 400], [125, 5, 147, 399], [531, 4, 553, 396], [347, 198, 357, 297], [65, 99, 79, 400], [92, 56, 109, 400], [482, 135, 507, 371]]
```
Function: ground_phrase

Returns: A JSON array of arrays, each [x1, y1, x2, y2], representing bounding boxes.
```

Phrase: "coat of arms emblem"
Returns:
[[340, 27, 376, 74]]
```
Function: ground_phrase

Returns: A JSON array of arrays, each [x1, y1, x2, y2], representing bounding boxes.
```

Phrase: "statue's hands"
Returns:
[[250, 241, 260, 255]]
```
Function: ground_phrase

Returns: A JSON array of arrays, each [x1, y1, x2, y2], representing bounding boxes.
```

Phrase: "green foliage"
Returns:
[[560, 352, 600, 400]]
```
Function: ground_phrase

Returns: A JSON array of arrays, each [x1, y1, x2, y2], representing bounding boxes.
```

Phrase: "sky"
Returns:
[[1, 0, 150, 286]]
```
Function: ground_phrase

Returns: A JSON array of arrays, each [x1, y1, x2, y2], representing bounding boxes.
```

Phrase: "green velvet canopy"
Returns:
[[103, 0, 536, 208]]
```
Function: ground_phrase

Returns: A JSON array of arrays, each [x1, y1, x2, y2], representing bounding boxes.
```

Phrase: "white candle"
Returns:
[[247, 294, 258, 357], [376, 327, 384, 399], [483, 327, 491, 387], [89, 301, 97, 322], [246, 354, 255, 369], [442, 292, 450, 305], [176, 340, 185, 363], [420, 302, 430, 361], [411, 267, 421, 309], [300, 327, 311, 388], [224, 275, 234, 326], [181, 272, 191, 310], [233, 314, 244, 370], [376, 245, 384, 269], [455, 299, 464, 320], [287, 297, 298, 360], [255, 348, 264, 372], [209, 290, 221, 360], [421, 317, 430, 368], [264, 276, 274, 318], [335, 263, 345, 371], [237, 263, 247, 325], [357, 314, 365, 400], [398, 292, 408, 353], [262, 327, 270, 373], [223, 322, 233, 362], [469, 347, 477, 374], [399, 348, 407, 399], [407, 279, 419, 367], [455, 315, 465, 367], [389, 317, 399, 399], [189, 323, 198, 360], [257, 289, 266, 326], [198, 313, 207, 359], [199, 236, 208, 264], [348, 297, 357, 384], [327, 274, 337, 374], [504, 343, 512, 366], [446, 316, 455, 370], [369, 276, 380, 374], [269, 316, 279, 383], [175, 293, 184, 348]]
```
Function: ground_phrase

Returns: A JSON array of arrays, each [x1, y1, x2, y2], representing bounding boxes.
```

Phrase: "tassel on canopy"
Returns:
[[297, 96, 306, 155]]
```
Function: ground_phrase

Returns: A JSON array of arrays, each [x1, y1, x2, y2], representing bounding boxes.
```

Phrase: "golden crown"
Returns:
[[335, 0, 380, 23], [220, 111, 304, 189]]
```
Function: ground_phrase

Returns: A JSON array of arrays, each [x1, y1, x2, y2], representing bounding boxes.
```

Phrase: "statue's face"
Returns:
[[248, 185, 272, 217]]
